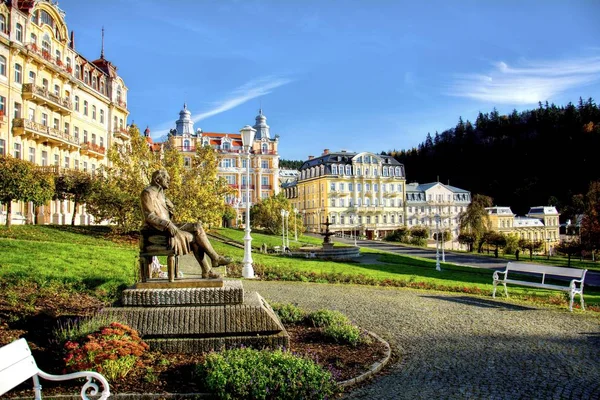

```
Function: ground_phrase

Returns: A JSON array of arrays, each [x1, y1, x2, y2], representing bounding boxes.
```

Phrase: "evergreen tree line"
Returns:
[[383, 98, 600, 220]]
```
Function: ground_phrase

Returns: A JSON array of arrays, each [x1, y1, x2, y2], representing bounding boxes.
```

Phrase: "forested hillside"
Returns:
[[384, 98, 600, 218]]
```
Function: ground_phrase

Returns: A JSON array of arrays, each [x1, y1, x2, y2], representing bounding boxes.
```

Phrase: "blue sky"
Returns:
[[59, 0, 599, 160]]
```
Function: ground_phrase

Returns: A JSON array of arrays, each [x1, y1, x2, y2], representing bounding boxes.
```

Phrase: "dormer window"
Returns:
[[261, 143, 268, 153], [223, 142, 231, 151]]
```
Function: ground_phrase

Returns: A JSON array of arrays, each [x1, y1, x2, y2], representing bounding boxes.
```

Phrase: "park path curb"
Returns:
[[338, 329, 392, 389]]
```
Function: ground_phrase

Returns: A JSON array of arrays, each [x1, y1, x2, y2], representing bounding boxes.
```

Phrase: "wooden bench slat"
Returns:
[[505, 262, 585, 278], [504, 280, 570, 291], [0, 356, 38, 396], [0, 338, 34, 373]]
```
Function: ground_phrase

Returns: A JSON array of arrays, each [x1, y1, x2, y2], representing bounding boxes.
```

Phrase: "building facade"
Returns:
[[405, 182, 472, 242], [166, 106, 280, 221], [487, 206, 560, 252], [0, 0, 129, 224], [296, 149, 406, 240]]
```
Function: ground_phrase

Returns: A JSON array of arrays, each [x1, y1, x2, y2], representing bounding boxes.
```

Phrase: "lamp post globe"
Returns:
[[240, 125, 256, 279]]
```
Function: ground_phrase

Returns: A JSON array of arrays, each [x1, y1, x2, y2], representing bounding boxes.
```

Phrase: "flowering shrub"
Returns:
[[307, 309, 349, 328], [271, 302, 305, 324], [63, 322, 149, 382], [323, 322, 362, 347], [198, 348, 339, 400]]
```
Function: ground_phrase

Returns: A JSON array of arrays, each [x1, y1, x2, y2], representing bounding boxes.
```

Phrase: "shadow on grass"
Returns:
[[420, 295, 536, 311]]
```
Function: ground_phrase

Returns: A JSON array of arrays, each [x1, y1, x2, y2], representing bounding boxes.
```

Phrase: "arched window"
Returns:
[[92, 105, 96, 120], [261, 143, 268, 153], [184, 140, 190, 151], [0, 55, 5, 76], [331, 164, 337, 175], [116, 86, 122, 102], [100, 109, 104, 124], [223, 141, 231, 150], [0, 15, 6, 34], [83, 100, 88, 116], [113, 116, 117, 129], [346, 165, 351, 175], [395, 167, 401, 176]]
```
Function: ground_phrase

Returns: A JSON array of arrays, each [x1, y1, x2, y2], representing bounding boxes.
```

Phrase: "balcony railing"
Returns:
[[240, 184, 255, 189], [0, 111, 5, 127], [113, 127, 130, 140], [115, 99, 127, 110], [171, 145, 197, 152], [12, 118, 79, 148], [22, 83, 72, 115], [80, 142, 106, 158], [261, 184, 272, 189], [25, 43, 73, 79]]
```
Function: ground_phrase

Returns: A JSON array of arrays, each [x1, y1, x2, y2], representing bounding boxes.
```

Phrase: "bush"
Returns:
[[198, 348, 339, 400], [323, 322, 362, 347], [63, 322, 149, 382], [307, 309, 349, 327], [271, 302, 305, 324]]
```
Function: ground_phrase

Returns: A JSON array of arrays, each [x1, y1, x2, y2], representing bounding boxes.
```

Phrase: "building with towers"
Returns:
[[0, 0, 129, 225], [165, 105, 280, 223]]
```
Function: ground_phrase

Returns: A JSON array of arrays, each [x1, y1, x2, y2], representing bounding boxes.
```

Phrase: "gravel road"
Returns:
[[243, 280, 600, 400]]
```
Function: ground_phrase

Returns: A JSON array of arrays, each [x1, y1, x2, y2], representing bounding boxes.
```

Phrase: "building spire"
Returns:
[[100, 26, 105, 59]]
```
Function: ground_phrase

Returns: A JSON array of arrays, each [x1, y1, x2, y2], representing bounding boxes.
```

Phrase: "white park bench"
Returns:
[[492, 262, 587, 312], [0, 338, 110, 399]]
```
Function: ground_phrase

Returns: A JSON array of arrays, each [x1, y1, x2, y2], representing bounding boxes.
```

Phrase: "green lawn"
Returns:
[[1, 225, 598, 310], [214, 227, 337, 249]]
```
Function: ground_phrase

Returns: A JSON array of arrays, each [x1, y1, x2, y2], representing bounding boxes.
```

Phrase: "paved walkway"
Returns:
[[243, 280, 600, 400]]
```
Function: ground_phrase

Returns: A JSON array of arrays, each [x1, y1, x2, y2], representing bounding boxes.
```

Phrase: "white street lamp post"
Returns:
[[293, 208, 298, 241], [280, 209, 286, 248], [240, 125, 256, 279], [442, 217, 446, 262], [435, 214, 441, 271], [285, 210, 290, 248]]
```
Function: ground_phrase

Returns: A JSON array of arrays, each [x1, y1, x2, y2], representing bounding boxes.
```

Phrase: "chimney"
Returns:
[[308, 155, 314, 160], [70, 30, 75, 49], [323, 149, 329, 155]]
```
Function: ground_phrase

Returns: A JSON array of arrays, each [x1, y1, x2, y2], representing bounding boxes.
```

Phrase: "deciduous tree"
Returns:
[[459, 194, 492, 252], [54, 170, 94, 226], [0, 156, 34, 227]]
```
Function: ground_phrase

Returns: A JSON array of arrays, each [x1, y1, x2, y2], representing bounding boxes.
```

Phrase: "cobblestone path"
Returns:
[[243, 280, 600, 400]]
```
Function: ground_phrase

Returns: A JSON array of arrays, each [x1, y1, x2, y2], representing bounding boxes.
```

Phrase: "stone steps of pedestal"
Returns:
[[121, 280, 244, 306]]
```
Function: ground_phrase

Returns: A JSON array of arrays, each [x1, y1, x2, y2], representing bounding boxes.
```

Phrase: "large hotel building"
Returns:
[[165, 105, 280, 222], [286, 149, 472, 241], [0, 0, 129, 224]]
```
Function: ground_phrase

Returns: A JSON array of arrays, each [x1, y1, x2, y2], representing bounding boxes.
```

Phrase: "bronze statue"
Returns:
[[140, 169, 230, 279]]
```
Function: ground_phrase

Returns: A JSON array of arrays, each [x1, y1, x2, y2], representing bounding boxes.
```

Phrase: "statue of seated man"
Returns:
[[140, 168, 231, 279]]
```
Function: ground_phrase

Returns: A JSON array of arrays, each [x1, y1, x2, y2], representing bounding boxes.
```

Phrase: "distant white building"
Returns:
[[405, 182, 471, 240], [486, 206, 560, 249]]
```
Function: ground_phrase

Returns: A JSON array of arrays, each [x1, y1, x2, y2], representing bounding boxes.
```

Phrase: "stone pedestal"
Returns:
[[103, 280, 289, 353]]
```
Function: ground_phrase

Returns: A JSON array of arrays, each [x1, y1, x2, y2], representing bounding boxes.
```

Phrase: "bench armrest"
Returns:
[[493, 269, 507, 281], [570, 278, 585, 291], [36, 370, 110, 400]]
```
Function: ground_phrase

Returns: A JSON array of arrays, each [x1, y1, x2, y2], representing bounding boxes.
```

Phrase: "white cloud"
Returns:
[[192, 76, 292, 122], [152, 76, 292, 137], [446, 55, 600, 104]]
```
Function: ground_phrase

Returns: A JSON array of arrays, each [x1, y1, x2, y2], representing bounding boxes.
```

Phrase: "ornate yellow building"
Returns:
[[486, 206, 560, 252], [296, 150, 406, 240], [165, 106, 280, 221], [0, 0, 129, 224]]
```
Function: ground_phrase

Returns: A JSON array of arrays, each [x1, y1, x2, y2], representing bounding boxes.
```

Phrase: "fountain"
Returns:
[[299, 217, 360, 259]]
